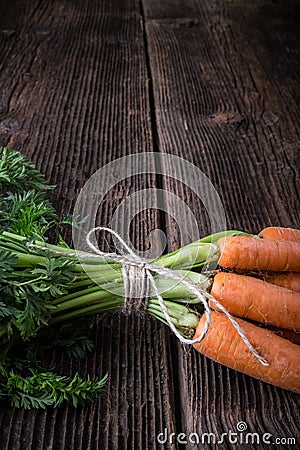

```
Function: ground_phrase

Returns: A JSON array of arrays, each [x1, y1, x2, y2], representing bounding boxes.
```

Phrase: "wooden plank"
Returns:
[[0, 1, 178, 449], [142, 0, 202, 20], [143, 0, 300, 447]]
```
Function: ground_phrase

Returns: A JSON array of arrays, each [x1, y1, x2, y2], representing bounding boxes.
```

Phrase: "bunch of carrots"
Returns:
[[194, 227, 300, 394], [0, 147, 299, 408]]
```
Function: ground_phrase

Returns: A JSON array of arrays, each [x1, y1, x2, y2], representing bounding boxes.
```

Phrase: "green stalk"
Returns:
[[1, 228, 247, 340], [52, 288, 114, 313], [2, 231, 121, 267], [68, 271, 121, 289], [10, 252, 46, 267], [50, 298, 124, 324], [1, 229, 220, 341], [198, 230, 251, 243], [51, 295, 200, 338], [153, 229, 249, 269], [2, 229, 249, 271], [51, 269, 211, 319], [152, 242, 217, 269], [71, 263, 121, 273]]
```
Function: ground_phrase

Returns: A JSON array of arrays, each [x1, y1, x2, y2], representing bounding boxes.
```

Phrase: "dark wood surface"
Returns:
[[0, 0, 299, 449]]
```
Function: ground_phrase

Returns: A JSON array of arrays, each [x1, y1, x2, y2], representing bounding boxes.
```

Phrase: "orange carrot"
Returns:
[[218, 235, 300, 272], [193, 311, 300, 393], [264, 272, 300, 293], [259, 227, 300, 243], [210, 272, 300, 331]]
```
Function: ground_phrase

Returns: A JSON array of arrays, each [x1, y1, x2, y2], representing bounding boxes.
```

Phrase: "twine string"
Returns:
[[27, 227, 268, 365], [121, 264, 150, 314]]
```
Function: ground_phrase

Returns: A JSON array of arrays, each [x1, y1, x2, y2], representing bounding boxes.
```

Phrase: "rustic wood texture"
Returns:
[[143, 1, 300, 448], [0, 1, 176, 449], [0, 0, 299, 449]]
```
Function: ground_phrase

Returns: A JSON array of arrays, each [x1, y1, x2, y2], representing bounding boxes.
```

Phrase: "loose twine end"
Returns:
[[27, 227, 268, 366]]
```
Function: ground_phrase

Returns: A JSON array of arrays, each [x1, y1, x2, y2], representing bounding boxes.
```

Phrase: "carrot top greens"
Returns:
[[0, 147, 246, 409]]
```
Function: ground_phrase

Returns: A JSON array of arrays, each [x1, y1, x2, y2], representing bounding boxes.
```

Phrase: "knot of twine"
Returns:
[[121, 263, 150, 314], [27, 227, 268, 365]]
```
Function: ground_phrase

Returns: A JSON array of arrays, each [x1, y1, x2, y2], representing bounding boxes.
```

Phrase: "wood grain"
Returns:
[[0, 0, 177, 449], [0, 0, 299, 448], [144, 0, 300, 448]]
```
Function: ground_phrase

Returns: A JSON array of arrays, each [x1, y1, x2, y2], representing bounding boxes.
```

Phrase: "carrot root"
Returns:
[[193, 311, 300, 393], [218, 235, 300, 272], [210, 272, 300, 331], [259, 227, 300, 243]]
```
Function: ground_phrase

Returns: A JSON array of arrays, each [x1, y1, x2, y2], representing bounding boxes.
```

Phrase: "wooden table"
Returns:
[[0, 1, 299, 448]]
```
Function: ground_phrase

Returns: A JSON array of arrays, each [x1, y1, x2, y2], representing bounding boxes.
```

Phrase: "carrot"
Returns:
[[210, 272, 300, 331], [259, 227, 300, 243], [218, 235, 300, 272], [264, 272, 300, 293], [193, 311, 300, 393]]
